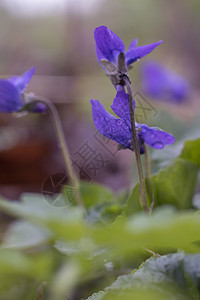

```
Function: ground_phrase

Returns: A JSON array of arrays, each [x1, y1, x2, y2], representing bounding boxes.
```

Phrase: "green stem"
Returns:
[[144, 144, 151, 179], [124, 78, 149, 213], [28, 96, 85, 210], [144, 144, 153, 207]]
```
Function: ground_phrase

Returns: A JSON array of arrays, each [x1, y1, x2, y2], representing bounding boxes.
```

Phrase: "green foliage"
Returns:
[[79, 181, 123, 223], [1, 197, 200, 299], [126, 138, 200, 214], [180, 139, 200, 167], [79, 182, 114, 208], [0, 138, 200, 299], [1, 220, 50, 250], [87, 253, 200, 300], [151, 158, 198, 208], [92, 207, 200, 259]]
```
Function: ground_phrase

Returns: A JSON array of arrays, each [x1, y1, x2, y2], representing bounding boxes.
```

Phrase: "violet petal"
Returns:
[[9, 67, 35, 94], [0, 80, 23, 112], [91, 99, 131, 148], [139, 124, 175, 149], [94, 26, 125, 65], [125, 41, 163, 66], [111, 91, 135, 125]]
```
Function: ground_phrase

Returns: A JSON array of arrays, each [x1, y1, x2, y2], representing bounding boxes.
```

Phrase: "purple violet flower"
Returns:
[[0, 67, 46, 113], [94, 26, 163, 70], [141, 61, 189, 102], [91, 91, 175, 154]]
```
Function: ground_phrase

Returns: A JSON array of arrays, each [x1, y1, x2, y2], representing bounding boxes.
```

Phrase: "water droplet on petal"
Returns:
[[106, 126, 111, 133], [117, 120, 123, 125], [152, 141, 164, 149], [151, 133, 155, 138]]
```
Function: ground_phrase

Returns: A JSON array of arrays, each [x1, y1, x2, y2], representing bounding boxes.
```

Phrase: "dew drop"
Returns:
[[117, 120, 123, 125], [151, 133, 155, 138], [106, 126, 111, 133], [152, 141, 164, 149]]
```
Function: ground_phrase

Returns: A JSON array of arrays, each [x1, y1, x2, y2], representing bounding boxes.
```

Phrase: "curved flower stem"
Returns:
[[28, 95, 85, 211], [124, 78, 149, 213]]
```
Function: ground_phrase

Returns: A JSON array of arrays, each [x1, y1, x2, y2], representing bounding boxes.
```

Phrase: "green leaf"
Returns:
[[151, 158, 198, 208], [0, 249, 51, 279], [79, 181, 114, 208], [0, 194, 87, 241], [150, 122, 200, 172], [102, 289, 189, 300], [1, 220, 51, 250], [101, 204, 123, 222], [106, 252, 200, 299], [0, 275, 34, 300], [92, 207, 200, 258], [78, 181, 123, 223], [86, 291, 106, 300], [123, 182, 143, 216], [87, 253, 200, 299], [126, 138, 200, 214], [180, 139, 200, 167]]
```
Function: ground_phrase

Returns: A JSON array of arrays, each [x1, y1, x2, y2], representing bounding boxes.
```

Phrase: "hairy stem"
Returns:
[[28, 96, 84, 210], [124, 78, 149, 213]]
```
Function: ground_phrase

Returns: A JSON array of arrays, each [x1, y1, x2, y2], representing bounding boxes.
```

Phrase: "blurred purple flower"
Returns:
[[0, 67, 46, 113], [94, 26, 163, 70], [91, 91, 175, 154], [141, 61, 189, 102]]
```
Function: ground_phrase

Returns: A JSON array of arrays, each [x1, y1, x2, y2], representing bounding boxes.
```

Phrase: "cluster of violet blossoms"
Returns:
[[141, 60, 189, 103], [91, 26, 175, 153]]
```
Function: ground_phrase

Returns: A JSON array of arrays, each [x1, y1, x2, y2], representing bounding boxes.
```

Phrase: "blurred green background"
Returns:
[[0, 0, 199, 199]]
